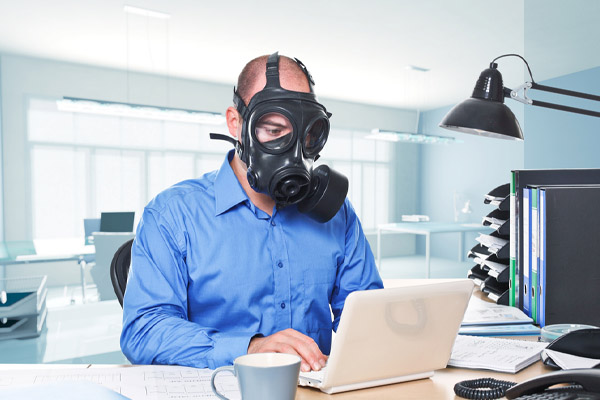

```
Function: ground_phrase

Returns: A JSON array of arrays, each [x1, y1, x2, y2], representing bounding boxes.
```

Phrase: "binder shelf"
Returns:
[[0, 275, 48, 340]]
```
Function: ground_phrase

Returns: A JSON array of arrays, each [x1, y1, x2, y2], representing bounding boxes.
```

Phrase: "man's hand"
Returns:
[[247, 328, 327, 372]]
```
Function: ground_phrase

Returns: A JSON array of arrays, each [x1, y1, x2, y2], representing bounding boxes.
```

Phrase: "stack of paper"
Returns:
[[459, 297, 539, 336], [0, 365, 240, 399], [542, 349, 600, 370], [476, 234, 509, 255], [449, 335, 548, 373]]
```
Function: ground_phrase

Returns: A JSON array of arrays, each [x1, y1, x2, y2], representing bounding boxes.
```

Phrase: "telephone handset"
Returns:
[[506, 369, 600, 399]]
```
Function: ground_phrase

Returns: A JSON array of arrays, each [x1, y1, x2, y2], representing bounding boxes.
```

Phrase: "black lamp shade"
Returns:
[[439, 64, 524, 141], [439, 97, 523, 140]]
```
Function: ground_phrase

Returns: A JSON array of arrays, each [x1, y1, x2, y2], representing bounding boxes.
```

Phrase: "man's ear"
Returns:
[[226, 107, 242, 139]]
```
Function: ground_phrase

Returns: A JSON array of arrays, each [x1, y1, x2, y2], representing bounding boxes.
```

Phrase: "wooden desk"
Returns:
[[296, 362, 554, 399]]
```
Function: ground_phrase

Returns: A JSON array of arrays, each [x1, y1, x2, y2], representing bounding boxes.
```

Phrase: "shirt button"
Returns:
[[270, 220, 276, 226], [277, 261, 283, 268], [280, 302, 286, 309]]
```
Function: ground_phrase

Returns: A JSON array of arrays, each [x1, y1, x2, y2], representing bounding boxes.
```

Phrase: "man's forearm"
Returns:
[[121, 310, 254, 369]]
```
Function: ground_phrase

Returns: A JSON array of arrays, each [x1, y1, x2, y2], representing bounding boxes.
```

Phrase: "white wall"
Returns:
[[1, 53, 419, 242]]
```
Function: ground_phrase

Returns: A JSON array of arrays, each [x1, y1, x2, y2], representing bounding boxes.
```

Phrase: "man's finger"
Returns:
[[275, 330, 326, 371], [275, 343, 311, 372]]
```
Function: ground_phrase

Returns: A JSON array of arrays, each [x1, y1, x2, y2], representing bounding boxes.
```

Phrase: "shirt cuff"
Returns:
[[209, 332, 256, 369]]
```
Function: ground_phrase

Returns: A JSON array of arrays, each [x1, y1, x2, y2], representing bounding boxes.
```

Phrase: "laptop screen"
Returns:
[[100, 212, 135, 233]]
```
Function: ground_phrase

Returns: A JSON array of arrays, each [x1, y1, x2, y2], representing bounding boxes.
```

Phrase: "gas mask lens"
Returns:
[[254, 112, 294, 151], [304, 117, 329, 154]]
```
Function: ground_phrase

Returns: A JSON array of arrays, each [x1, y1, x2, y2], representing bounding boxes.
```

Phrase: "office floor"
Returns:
[[0, 255, 472, 365]]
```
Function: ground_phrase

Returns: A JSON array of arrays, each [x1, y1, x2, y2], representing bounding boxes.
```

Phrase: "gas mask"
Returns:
[[211, 52, 348, 223]]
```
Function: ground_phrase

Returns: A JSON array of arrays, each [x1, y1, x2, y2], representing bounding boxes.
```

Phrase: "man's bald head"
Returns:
[[236, 54, 311, 106]]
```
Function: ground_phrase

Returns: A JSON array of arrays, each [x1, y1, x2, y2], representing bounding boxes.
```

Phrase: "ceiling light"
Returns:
[[123, 5, 171, 19], [365, 129, 461, 144], [405, 65, 430, 72], [56, 97, 225, 125]]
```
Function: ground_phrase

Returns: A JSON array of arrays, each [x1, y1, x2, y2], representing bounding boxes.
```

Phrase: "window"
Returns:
[[319, 129, 393, 230], [27, 98, 394, 238]]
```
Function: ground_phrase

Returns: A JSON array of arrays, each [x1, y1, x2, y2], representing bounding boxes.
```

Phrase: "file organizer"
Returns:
[[0, 276, 48, 340], [468, 183, 510, 305]]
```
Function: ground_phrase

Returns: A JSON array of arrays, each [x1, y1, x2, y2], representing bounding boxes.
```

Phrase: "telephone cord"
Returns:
[[454, 377, 517, 399]]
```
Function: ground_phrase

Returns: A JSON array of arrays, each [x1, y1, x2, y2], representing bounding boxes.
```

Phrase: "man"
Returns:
[[120, 52, 383, 373]]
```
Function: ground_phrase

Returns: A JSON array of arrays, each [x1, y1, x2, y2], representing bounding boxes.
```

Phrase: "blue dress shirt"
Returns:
[[121, 150, 383, 369]]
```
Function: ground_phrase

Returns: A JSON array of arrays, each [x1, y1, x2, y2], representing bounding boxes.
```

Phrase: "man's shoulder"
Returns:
[[337, 197, 357, 221], [146, 171, 218, 213]]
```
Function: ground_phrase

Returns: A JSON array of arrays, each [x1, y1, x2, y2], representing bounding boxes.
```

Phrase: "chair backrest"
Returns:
[[92, 233, 135, 302], [110, 238, 134, 308], [83, 218, 101, 245]]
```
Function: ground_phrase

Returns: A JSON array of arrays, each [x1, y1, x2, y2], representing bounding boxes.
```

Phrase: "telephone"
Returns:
[[506, 369, 600, 399], [454, 369, 600, 399]]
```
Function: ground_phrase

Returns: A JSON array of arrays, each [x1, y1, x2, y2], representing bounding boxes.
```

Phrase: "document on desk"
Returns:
[[0, 365, 240, 400], [542, 349, 600, 370], [448, 335, 548, 373], [462, 296, 533, 326]]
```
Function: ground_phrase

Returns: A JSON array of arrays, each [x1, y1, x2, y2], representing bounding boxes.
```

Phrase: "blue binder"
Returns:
[[522, 188, 531, 317], [539, 189, 546, 327]]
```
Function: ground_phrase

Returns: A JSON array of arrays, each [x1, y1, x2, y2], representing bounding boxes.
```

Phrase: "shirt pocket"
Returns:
[[302, 262, 336, 333], [303, 260, 337, 285]]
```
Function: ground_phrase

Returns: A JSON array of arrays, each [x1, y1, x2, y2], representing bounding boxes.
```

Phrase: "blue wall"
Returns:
[[524, 66, 600, 169], [416, 103, 525, 258]]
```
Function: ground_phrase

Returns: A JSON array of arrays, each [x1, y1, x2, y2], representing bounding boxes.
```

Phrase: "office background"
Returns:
[[0, 0, 598, 363]]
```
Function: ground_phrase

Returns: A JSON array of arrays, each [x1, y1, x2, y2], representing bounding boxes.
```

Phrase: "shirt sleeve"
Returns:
[[330, 200, 384, 330], [120, 207, 254, 369]]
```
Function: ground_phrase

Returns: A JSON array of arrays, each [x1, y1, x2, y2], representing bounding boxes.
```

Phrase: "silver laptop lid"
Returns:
[[323, 280, 473, 389]]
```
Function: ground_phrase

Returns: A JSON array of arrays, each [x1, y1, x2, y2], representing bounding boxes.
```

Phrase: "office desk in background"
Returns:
[[0, 299, 124, 364], [376, 222, 488, 278], [0, 238, 94, 302]]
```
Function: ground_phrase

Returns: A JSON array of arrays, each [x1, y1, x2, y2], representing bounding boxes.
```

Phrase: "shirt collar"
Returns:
[[214, 150, 250, 216]]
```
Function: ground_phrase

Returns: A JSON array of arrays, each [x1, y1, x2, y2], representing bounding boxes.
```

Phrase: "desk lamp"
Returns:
[[439, 54, 600, 140]]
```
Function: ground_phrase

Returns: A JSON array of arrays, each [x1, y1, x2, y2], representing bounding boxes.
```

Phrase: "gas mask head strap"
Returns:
[[233, 52, 318, 118], [265, 52, 281, 88], [293, 57, 316, 91], [265, 52, 316, 94]]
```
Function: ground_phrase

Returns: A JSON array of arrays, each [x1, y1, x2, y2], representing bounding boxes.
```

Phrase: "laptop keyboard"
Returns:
[[299, 367, 326, 383]]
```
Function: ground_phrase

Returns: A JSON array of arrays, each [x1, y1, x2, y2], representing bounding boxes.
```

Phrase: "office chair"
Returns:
[[83, 218, 101, 245], [109, 238, 134, 307]]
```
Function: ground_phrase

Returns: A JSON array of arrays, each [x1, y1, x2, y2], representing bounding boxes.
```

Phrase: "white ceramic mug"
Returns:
[[211, 353, 301, 400]]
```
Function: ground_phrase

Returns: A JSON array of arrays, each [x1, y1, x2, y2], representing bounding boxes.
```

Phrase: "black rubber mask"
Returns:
[[211, 52, 348, 223]]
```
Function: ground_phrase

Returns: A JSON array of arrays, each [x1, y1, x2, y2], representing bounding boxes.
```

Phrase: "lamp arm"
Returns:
[[531, 82, 600, 102], [530, 100, 600, 118], [506, 82, 600, 118]]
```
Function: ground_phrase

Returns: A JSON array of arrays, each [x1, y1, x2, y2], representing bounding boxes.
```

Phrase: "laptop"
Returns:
[[298, 280, 473, 394]]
